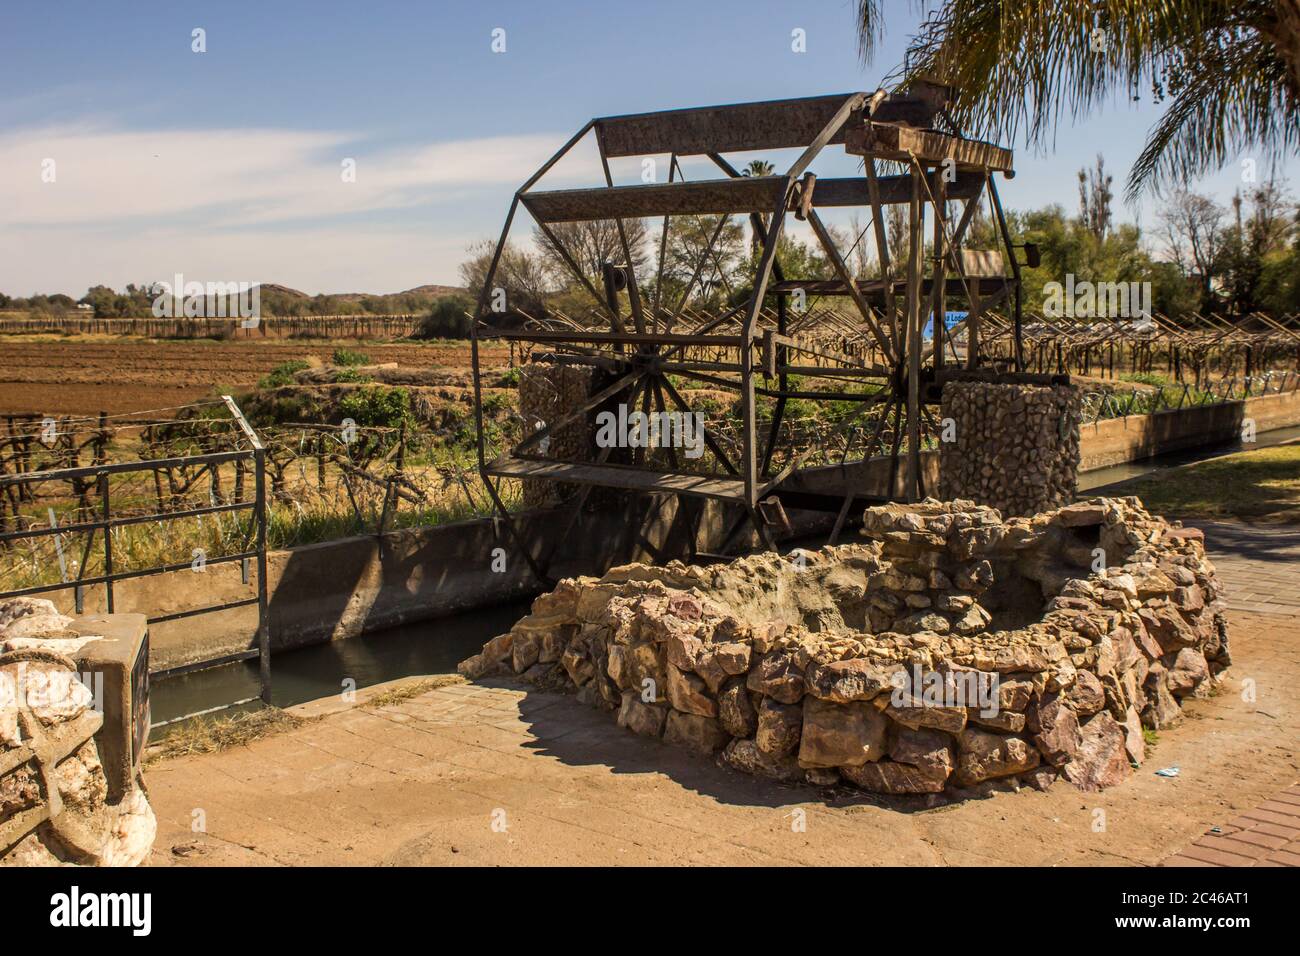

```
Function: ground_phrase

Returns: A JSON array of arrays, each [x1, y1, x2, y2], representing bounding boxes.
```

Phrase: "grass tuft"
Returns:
[[146, 706, 311, 764], [363, 674, 465, 709]]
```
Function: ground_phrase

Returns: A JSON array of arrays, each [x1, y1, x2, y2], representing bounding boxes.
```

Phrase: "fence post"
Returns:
[[100, 470, 114, 613], [223, 394, 271, 704], [254, 447, 271, 704]]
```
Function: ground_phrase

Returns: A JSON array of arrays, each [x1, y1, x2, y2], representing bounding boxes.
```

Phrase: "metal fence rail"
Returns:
[[1078, 369, 1300, 426], [0, 397, 271, 705]]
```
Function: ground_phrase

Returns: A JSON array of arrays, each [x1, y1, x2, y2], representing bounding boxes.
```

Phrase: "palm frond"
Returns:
[[856, 0, 884, 63], [858, 1, 1300, 197]]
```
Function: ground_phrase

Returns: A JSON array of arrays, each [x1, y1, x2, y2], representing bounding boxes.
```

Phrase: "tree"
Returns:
[[848, 212, 876, 278], [459, 239, 552, 319], [965, 201, 1179, 315], [1218, 180, 1299, 313], [738, 234, 837, 299], [81, 285, 124, 317], [653, 214, 745, 311], [1158, 189, 1227, 310], [416, 294, 475, 339], [532, 218, 649, 289], [1078, 155, 1114, 240], [856, 0, 1300, 198], [884, 203, 909, 281]]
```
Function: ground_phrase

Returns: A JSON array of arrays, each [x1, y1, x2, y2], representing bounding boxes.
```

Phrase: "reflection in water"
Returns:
[[150, 600, 530, 733]]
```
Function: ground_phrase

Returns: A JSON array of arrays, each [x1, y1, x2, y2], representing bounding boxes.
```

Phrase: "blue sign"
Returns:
[[924, 311, 968, 340]]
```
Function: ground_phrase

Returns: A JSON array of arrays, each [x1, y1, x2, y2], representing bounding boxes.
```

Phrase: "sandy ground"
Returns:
[[143, 607, 1298, 867], [0, 337, 510, 415]]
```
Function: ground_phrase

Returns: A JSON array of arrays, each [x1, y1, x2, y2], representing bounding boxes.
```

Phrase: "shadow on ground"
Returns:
[[477, 676, 997, 816], [1184, 519, 1300, 564]]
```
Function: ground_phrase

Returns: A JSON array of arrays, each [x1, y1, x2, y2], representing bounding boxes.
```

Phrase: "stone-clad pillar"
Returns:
[[517, 364, 595, 508], [939, 380, 1081, 517]]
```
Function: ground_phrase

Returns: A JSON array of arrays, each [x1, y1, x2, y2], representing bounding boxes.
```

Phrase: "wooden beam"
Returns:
[[933, 173, 946, 370], [595, 93, 862, 158], [864, 161, 900, 356], [768, 275, 1009, 298], [522, 172, 985, 223], [905, 170, 923, 502], [485, 458, 748, 502], [491, 330, 747, 347], [847, 124, 1014, 173], [741, 185, 791, 516]]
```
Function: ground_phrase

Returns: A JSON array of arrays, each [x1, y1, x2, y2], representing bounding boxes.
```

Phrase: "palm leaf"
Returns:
[[858, 1, 1299, 197]]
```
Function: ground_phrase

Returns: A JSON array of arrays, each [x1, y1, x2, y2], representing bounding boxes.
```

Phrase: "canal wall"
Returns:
[[1079, 389, 1300, 471], [51, 493, 830, 673]]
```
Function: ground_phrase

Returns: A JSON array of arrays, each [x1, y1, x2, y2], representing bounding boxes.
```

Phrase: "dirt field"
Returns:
[[0, 336, 511, 416]]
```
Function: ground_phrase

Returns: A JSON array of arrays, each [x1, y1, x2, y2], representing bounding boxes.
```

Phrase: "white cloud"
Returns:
[[0, 120, 607, 293], [0, 123, 600, 228]]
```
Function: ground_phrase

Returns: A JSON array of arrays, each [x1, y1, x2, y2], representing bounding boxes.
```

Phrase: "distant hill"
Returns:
[[253, 283, 470, 317], [261, 283, 468, 302], [395, 284, 467, 298], [255, 282, 311, 299]]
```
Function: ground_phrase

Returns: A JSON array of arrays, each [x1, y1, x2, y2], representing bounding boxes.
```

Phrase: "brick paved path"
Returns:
[[1164, 520, 1300, 866], [1187, 520, 1300, 616], [141, 517, 1298, 867], [1163, 784, 1300, 866]]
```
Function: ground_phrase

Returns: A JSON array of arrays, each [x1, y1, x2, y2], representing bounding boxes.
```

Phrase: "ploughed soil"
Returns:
[[143, 608, 1298, 866], [0, 337, 511, 415]]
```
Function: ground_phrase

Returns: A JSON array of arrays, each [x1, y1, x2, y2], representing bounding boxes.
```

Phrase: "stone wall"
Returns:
[[459, 496, 1228, 797], [940, 381, 1081, 517], [517, 363, 595, 507], [0, 599, 155, 866]]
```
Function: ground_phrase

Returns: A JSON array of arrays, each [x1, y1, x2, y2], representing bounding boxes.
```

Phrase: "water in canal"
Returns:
[[1078, 423, 1300, 490], [149, 599, 531, 732]]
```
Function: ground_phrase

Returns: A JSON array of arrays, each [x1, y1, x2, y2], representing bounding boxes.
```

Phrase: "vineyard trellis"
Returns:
[[972, 311, 1300, 385], [0, 392, 516, 721], [255, 420, 495, 537]]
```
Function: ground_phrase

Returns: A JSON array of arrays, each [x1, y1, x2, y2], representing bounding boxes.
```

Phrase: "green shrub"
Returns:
[[338, 385, 411, 428], [415, 295, 474, 339], [259, 360, 310, 389], [332, 347, 371, 366], [482, 392, 512, 416], [334, 367, 372, 384], [1119, 372, 1170, 388]]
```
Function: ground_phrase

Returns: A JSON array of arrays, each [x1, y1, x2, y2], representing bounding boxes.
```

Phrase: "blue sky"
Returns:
[[2, 0, 1296, 296]]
